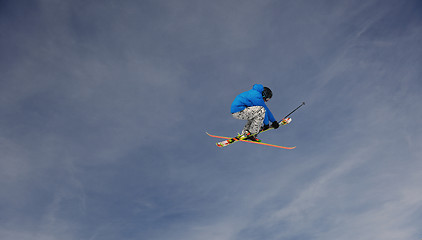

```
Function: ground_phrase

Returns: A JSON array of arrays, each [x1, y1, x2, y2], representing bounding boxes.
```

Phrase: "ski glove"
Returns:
[[271, 121, 279, 129]]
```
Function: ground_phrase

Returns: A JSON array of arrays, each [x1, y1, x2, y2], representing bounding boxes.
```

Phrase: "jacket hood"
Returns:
[[252, 84, 264, 93]]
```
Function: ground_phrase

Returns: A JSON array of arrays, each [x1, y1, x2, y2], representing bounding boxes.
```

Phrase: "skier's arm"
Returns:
[[265, 107, 276, 123]]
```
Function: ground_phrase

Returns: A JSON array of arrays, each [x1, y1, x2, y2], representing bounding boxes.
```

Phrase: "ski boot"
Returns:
[[239, 131, 261, 142]]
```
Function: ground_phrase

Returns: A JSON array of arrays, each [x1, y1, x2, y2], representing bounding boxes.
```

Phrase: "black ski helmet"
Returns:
[[262, 87, 272, 99]]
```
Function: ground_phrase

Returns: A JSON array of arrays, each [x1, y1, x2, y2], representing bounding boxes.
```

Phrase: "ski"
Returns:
[[207, 117, 292, 148], [206, 132, 296, 149], [207, 102, 305, 149], [209, 117, 292, 148]]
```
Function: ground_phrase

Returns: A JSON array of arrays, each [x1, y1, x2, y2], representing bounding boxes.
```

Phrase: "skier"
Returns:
[[231, 84, 279, 142]]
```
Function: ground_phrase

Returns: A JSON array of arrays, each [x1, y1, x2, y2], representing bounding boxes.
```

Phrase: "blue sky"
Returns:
[[1, 0, 421, 239]]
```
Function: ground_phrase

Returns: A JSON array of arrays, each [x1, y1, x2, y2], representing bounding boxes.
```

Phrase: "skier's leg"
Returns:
[[242, 120, 253, 135], [248, 107, 265, 134], [232, 106, 265, 135]]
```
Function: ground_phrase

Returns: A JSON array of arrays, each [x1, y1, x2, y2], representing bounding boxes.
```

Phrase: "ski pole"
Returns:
[[258, 102, 306, 134], [282, 102, 305, 120]]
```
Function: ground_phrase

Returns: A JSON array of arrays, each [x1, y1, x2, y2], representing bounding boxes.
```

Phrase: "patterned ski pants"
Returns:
[[232, 106, 265, 135]]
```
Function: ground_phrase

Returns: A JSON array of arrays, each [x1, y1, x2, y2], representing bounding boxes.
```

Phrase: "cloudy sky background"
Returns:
[[1, 0, 421, 239]]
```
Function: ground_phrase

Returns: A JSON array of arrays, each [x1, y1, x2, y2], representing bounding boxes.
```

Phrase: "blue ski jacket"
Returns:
[[230, 84, 277, 125]]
